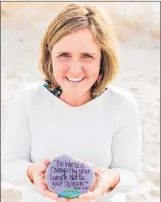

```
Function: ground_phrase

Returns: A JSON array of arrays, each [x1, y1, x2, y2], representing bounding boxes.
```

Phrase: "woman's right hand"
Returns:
[[27, 159, 67, 201]]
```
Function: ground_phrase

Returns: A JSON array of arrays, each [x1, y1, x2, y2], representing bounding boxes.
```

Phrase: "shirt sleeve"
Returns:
[[2, 88, 34, 186], [94, 96, 142, 202], [109, 95, 142, 194]]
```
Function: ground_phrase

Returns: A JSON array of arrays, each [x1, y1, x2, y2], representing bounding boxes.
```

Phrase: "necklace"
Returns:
[[43, 83, 108, 99], [43, 83, 62, 97]]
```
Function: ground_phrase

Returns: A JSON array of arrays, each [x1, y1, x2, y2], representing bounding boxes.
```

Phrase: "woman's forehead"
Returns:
[[52, 28, 100, 53]]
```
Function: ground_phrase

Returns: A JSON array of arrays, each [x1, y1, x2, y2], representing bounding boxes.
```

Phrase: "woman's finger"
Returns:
[[98, 180, 109, 191], [41, 189, 58, 200], [39, 175, 47, 185], [78, 191, 99, 201], [57, 197, 68, 202], [94, 167, 106, 176], [37, 180, 48, 193], [44, 159, 51, 167], [94, 167, 110, 184], [36, 173, 58, 200], [90, 172, 100, 192], [38, 159, 50, 176], [93, 187, 105, 195], [68, 198, 81, 202]]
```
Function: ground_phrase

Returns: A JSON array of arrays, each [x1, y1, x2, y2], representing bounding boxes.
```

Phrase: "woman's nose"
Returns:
[[68, 60, 82, 75]]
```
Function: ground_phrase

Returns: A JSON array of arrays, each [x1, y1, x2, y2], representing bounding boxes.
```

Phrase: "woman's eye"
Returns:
[[83, 54, 93, 58], [58, 53, 70, 58]]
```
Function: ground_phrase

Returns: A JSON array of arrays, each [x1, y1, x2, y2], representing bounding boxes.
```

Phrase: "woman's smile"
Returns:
[[65, 77, 86, 84]]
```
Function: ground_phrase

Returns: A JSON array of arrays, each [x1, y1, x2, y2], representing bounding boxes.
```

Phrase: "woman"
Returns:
[[2, 3, 142, 202]]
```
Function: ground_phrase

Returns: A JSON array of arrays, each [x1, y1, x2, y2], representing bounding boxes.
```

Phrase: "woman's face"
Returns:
[[51, 27, 101, 97]]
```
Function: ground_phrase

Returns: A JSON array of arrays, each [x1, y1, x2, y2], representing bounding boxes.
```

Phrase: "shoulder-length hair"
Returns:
[[39, 3, 119, 97]]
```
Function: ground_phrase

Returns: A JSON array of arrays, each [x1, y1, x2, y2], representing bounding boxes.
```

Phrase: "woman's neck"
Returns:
[[59, 90, 92, 107]]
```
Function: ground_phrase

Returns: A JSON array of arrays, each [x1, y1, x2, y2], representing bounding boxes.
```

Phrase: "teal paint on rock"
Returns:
[[58, 190, 81, 199]]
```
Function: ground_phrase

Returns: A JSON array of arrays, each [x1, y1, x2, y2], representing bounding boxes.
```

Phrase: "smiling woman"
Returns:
[[40, 3, 118, 104], [2, 3, 142, 202]]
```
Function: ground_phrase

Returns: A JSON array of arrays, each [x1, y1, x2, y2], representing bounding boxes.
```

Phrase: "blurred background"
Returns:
[[1, 2, 160, 202]]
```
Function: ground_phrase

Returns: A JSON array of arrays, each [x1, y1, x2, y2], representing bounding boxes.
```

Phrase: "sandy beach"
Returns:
[[1, 2, 160, 202]]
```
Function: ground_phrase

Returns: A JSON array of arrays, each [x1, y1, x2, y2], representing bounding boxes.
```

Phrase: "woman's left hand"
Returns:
[[67, 167, 120, 202]]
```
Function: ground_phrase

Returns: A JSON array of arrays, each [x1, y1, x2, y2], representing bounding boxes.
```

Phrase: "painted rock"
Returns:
[[45, 155, 95, 199]]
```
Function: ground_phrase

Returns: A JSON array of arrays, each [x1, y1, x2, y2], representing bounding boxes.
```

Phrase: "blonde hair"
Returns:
[[39, 3, 119, 97]]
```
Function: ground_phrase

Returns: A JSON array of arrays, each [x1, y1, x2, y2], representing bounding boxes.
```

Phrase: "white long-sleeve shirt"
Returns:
[[2, 82, 142, 202]]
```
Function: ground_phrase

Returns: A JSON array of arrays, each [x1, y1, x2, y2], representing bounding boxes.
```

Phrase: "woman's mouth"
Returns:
[[66, 77, 85, 83]]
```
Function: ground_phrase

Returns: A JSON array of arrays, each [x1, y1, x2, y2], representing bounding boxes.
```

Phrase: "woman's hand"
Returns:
[[27, 159, 61, 201], [27, 159, 120, 202], [68, 166, 120, 202]]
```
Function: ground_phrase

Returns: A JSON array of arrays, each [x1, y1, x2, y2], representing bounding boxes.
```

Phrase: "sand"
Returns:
[[1, 2, 160, 202]]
